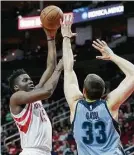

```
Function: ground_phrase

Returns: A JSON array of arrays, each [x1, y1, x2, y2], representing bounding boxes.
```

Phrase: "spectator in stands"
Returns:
[[59, 129, 68, 141], [53, 130, 60, 142], [63, 144, 77, 155], [128, 134, 134, 146], [5, 112, 13, 122], [58, 150, 63, 155], [7, 142, 18, 155], [1, 129, 8, 146], [119, 109, 124, 119], [53, 141, 61, 152], [121, 122, 132, 147], [58, 140, 69, 152], [118, 118, 124, 130]]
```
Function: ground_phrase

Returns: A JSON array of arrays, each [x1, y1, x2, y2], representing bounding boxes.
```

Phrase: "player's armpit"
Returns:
[[64, 84, 83, 123], [64, 71, 83, 112], [64, 83, 83, 112], [10, 88, 52, 105], [107, 76, 134, 112]]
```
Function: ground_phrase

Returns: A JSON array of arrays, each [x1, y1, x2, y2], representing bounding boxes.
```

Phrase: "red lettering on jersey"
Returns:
[[34, 103, 41, 109], [40, 109, 47, 122]]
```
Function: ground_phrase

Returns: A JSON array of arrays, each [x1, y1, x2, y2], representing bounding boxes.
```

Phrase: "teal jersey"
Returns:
[[72, 99, 125, 155]]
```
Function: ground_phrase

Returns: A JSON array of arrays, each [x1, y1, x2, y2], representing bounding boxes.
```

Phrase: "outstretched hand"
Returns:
[[60, 14, 77, 38], [92, 39, 114, 60]]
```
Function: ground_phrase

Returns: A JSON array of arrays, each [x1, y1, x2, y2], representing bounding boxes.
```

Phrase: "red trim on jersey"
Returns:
[[13, 104, 30, 122], [16, 104, 32, 133]]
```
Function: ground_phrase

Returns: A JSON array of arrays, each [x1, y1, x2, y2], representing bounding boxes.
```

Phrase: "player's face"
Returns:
[[15, 74, 34, 92]]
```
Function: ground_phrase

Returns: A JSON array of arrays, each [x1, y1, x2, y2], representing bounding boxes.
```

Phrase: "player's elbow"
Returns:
[[44, 84, 54, 98], [126, 70, 134, 78], [128, 77, 134, 87], [131, 78, 134, 85], [41, 89, 53, 100], [45, 90, 53, 99], [131, 72, 134, 77]]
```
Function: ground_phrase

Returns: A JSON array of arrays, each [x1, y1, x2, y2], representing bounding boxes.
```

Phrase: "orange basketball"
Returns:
[[40, 5, 63, 30]]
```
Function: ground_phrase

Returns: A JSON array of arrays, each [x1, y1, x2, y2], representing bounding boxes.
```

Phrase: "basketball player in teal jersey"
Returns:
[[60, 14, 134, 155]]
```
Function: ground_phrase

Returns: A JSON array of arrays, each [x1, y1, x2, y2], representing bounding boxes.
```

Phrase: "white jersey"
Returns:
[[10, 101, 52, 153]]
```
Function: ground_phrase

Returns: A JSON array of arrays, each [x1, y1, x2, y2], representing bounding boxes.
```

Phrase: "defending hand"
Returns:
[[60, 14, 77, 38], [92, 39, 114, 60]]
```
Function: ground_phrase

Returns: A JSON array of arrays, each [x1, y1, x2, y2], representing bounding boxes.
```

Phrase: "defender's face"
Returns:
[[15, 74, 34, 92]]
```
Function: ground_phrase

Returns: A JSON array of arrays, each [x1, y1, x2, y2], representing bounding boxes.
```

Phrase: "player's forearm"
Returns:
[[47, 39, 57, 71], [63, 37, 74, 71], [37, 40, 57, 88], [110, 54, 134, 76], [44, 69, 62, 95]]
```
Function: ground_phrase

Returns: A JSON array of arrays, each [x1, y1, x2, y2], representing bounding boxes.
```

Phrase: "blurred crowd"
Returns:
[[2, 38, 134, 63]]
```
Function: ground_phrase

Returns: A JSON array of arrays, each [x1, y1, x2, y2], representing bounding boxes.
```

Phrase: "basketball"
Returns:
[[40, 5, 63, 30]]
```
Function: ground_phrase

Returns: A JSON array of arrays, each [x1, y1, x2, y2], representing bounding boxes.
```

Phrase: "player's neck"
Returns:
[[86, 98, 96, 103]]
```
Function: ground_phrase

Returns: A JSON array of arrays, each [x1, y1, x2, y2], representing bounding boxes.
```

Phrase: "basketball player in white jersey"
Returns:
[[8, 28, 63, 155]]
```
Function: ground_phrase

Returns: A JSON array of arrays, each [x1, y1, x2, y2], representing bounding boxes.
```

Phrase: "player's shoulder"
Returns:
[[10, 91, 25, 105], [75, 98, 85, 106], [77, 98, 85, 102]]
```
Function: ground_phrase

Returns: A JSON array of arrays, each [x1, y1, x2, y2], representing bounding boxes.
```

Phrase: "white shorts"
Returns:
[[19, 148, 51, 155]]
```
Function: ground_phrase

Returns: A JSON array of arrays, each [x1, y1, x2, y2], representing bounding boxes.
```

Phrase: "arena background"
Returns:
[[1, 1, 134, 155]]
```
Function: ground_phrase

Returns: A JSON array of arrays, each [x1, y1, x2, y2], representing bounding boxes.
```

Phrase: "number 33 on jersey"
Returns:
[[72, 99, 124, 155]]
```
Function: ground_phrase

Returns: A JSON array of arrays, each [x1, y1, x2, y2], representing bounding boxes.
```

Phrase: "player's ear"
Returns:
[[102, 87, 105, 95], [14, 85, 19, 91], [83, 88, 86, 97]]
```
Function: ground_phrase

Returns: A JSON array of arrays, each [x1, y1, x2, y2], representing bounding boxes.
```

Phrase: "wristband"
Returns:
[[47, 38, 55, 41], [55, 69, 61, 71], [63, 36, 71, 39], [47, 36, 55, 41]]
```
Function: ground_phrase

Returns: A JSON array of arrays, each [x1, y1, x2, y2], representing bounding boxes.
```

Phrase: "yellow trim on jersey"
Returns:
[[106, 100, 109, 105], [86, 98, 96, 103]]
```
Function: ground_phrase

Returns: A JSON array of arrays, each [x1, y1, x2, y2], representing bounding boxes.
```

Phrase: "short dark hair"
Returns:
[[84, 74, 105, 100], [8, 69, 27, 92]]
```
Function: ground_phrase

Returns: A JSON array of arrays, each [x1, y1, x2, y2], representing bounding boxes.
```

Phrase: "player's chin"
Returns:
[[28, 86, 35, 91]]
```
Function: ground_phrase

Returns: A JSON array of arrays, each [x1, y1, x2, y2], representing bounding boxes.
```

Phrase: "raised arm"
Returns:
[[37, 28, 57, 88], [92, 39, 134, 116], [61, 14, 83, 118], [43, 58, 63, 95], [10, 88, 52, 106]]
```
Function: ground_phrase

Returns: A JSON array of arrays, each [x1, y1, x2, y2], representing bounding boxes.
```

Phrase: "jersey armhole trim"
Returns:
[[71, 100, 81, 133], [104, 101, 118, 124], [10, 104, 28, 118], [104, 100, 120, 135]]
